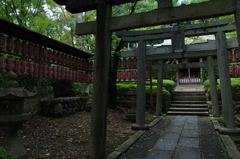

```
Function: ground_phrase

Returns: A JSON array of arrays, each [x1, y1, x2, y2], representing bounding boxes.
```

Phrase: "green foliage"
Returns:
[[116, 83, 136, 99], [41, 78, 54, 98], [146, 79, 158, 85], [231, 136, 240, 142], [116, 79, 176, 101], [0, 73, 8, 87], [146, 79, 176, 94], [146, 86, 170, 101], [17, 75, 38, 92], [163, 80, 177, 94], [0, 146, 14, 159], [203, 79, 221, 100], [0, 0, 45, 28], [73, 82, 82, 96], [203, 78, 240, 101], [163, 69, 177, 82], [201, 67, 219, 83], [180, 0, 209, 5], [230, 78, 240, 101]]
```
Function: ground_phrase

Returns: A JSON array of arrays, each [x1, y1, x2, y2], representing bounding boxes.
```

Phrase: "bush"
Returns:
[[73, 82, 82, 96], [116, 79, 175, 101], [0, 73, 8, 87], [203, 78, 240, 101], [145, 85, 170, 101], [163, 69, 177, 81], [146, 79, 158, 85], [145, 79, 176, 93], [163, 79, 176, 94], [230, 78, 240, 101], [0, 146, 14, 159], [116, 83, 136, 99]]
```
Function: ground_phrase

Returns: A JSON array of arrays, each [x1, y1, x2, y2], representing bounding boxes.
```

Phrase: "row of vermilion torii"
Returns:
[[1, 33, 240, 82]]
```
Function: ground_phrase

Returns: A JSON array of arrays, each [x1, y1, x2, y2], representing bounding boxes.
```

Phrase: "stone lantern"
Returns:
[[125, 86, 137, 122], [0, 71, 36, 159]]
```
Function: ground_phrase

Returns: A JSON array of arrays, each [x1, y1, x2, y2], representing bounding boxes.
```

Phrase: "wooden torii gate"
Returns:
[[53, 0, 240, 158], [117, 17, 237, 126]]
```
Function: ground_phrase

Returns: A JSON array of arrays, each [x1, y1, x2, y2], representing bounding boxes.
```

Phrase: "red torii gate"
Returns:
[[53, 0, 240, 158]]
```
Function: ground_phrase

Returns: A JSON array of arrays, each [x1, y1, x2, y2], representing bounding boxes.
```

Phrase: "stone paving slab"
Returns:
[[178, 137, 199, 148], [183, 123, 198, 130], [161, 131, 181, 140], [181, 129, 199, 138], [173, 147, 201, 159], [153, 138, 178, 151], [168, 125, 183, 131], [145, 149, 173, 159], [171, 121, 185, 126], [174, 116, 187, 121]]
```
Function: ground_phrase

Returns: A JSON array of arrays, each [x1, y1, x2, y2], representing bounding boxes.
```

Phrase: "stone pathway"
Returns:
[[146, 116, 200, 159], [119, 115, 227, 159]]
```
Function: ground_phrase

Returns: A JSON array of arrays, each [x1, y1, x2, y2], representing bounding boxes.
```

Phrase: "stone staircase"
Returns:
[[167, 85, 209, 116]]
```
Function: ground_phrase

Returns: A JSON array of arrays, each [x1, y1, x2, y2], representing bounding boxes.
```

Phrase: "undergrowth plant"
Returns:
[[0, 146, 14, 159]]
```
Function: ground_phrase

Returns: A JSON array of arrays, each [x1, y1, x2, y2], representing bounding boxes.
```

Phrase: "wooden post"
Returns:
[[171, 29, 185, 53], [188, 68, 190, 84], [156, 60, 164, 116], [207, 56, 219, 117], [132, 40, 149, 130], [149, 65, 153, 114], [234, 0, 240, 48], [90, 1, 112, 158], [37, 46, 43, 109], [216, 32, 235, 128], [177, 69, 179, 86]]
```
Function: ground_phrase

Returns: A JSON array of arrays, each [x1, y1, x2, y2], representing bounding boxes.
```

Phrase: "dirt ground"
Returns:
[[0, 102, 154, 159]]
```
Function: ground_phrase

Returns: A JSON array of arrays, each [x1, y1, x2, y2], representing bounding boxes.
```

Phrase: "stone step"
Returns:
[[174, 90, 205, 93], [168, 87, 208, 116], [170, 104, 208, 108], [173, 94, 205, 97], [173, 92, 205, 96], [167, 111, 209, 116], [168, 107, 209, 111], [173, 96, 206, 101], [171, 101, 207, 104], [173, 95, 206, 98]]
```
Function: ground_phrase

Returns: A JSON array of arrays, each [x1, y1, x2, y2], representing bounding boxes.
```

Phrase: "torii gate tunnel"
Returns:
[[54, 0, 240, 158]]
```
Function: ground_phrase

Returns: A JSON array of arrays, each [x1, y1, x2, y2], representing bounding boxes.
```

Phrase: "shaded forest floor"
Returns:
[[0, 101, 155, 159]]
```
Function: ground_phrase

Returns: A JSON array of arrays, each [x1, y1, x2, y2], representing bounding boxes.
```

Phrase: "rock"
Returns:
[[63, 109, 68, 115], [39, 97, 88, 117], [68, 108, 73, 114], [54, 103, 63, 117], [73, 107, 77, 113]]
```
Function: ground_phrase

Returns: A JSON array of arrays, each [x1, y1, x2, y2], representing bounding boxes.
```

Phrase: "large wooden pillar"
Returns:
[[207, 56, 219, 117], [156, 60, 164, 116], [132, 40, 149, 130], [90, 1, 111, 158], [216, 32, 235, 128]]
